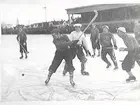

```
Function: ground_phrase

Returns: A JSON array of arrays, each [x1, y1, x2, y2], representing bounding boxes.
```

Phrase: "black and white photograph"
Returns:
[[0, 0, 140, 104]]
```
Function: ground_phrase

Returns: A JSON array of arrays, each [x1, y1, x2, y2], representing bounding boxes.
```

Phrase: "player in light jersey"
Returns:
[[63, 23, 91, 76]]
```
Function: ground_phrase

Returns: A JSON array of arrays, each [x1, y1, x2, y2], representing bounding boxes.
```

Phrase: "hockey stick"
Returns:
[[78, 10, 98, 40], [18, 41, 28, 54]]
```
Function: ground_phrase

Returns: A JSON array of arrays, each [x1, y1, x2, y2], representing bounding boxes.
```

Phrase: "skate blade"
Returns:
[[126, 80, 137, 83]]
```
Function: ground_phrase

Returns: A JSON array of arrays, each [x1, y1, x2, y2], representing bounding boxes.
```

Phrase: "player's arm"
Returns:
[[17, 34, 20, 41], [95, 29, 100, 43], [53, 36, 73, 48], [23, 31, 27, 42], [119, 38, 138, 52], [111, 34, 117, 49], [98, 33, 101, 45], [68, 32, 73, 41]]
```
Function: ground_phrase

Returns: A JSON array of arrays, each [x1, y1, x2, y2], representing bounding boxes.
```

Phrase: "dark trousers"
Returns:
[[49, 49, 75, 73], [101, 47, 117, 66], [64, 45, 87, 73], [19, 42, 28, 53], [91, 40, 100, 50], [75, 45, 87, 63], [122, 49, 140, 72]]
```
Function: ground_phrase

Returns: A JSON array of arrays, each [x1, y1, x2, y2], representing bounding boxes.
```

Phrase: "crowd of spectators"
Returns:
[[1, 18, 135, 35]]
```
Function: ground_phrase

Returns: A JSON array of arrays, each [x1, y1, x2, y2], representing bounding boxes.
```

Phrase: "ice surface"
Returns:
[[0, 34, 140, 101]]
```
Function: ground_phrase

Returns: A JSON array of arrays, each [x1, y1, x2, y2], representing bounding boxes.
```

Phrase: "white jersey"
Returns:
[[68, 31, 89, 50]]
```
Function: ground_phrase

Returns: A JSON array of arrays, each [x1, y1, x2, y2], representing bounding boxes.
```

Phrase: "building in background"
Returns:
[[1, 4, 140, 34], [66, 4, 140, 32]]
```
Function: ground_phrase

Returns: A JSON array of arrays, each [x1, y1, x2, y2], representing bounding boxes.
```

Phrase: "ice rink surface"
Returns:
[[0, 34, 140, 101]]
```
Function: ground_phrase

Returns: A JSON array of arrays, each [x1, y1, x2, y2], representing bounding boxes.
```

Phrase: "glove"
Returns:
[[86, 50, 91, 56], [114, 45, 118, 50], [119, 47, 125, 51], [72, 40, 79, 44], [70, 40, 79, 47]]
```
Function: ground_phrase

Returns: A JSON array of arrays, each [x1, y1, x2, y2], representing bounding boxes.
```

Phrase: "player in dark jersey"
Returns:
[[117, 27, 140, 82], [90, 23, 100, 57], [17, 26, 29, 59], [99, 25, 118, 70], [45, 28, 78, 87]]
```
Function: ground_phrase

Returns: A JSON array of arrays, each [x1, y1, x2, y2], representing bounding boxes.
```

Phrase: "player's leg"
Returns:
[[23, 43, 28, 59], [122, 53, 136, 82], [63, 63, 68, 76], [25, 42, 29, 53], [62, 47, 77, 76], [101, 48, 111, 68], [96, 41, 100, 57], [45, 51, 63, 85], [91, 41, 96, 57], [65, 49, 75, 86], [19, 43, 24, 59], [77, 46, 89, 75], [108, 49, 118, 70]]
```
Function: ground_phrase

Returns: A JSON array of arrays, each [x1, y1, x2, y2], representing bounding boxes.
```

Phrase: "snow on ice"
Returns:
[[0, 34, 140, 101]]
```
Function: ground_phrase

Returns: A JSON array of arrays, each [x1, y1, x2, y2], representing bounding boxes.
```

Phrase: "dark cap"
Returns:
[[51, 28, 61, 34]]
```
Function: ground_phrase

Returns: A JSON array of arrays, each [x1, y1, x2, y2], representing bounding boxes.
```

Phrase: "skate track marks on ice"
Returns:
[[1, 35, 140, 101]]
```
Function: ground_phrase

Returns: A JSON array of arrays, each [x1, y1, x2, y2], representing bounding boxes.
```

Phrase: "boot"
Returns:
[[113, 60, 118, 70], [45, 71, 53, 85], [20, 53, 23, 59], [106, 62, 111, 68], [63, 63, 68, 76], [25, 54, 28, 59], [63, 69, 68, 76], [126, 76, 136, 82], [114, 66, 118, 70], [92, 52, 95, 58], [81, 62, 89, 75], [69, 72, 75, 87]]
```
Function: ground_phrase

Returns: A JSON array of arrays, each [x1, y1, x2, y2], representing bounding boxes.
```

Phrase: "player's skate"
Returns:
[[63, 69, 68, 76], [81, 71, 89, 75], [106, 63, 111, 68], [25, 54, 28, 59], [20, 53, 23, 59], [126, 76, 136, 82], [45, 71, 53, 85], [113, 60, 118, 70], [92, 54, 95, 58]]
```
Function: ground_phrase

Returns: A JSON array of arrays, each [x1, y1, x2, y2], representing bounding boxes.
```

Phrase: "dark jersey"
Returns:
[[99, 32, 113, 47], [123, 34, 139, 51], [17, 31, 27, 42], [53, 35, 72, 51], [90, 27, 99, 41], [134, 24, 140, 43]]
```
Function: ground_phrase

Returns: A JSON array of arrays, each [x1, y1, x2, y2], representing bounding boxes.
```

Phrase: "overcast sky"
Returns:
[[0, 0, 140, 25]]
